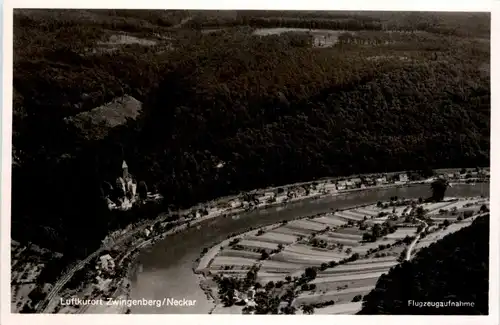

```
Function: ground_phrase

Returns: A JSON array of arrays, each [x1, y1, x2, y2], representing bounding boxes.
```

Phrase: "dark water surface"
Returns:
[[130, 183, 489, 314]]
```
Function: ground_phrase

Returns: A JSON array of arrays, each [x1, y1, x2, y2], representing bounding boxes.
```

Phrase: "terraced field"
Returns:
[[194, 196, 488, 314]]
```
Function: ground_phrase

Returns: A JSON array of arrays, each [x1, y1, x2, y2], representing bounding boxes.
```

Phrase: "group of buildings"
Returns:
[[334, 173, 408, 191]]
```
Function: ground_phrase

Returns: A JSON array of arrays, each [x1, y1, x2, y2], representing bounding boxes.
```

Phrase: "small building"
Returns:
[[351, 178, 362, 185], [144, 228, 151, 237], [337, 180, 347, 191], [94, 276, 113, 291], [364, 177, 375, 186], [325, 183, 337, 192], [230, 200, 241, 208], [345, 181, 356, 189], [99, 254, 115, 273], [258, 196, 267, 204], [399, 174, 409, 183], [295, 187, 306, 196], [259, 192, 275, 203], [375, 177, 387, 185]]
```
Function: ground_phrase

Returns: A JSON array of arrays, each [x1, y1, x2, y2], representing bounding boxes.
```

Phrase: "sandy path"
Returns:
[[313, 216, 346, 226], [238, 239, 280, 251], [287, 219, 329, 232], [320, 261, 397, 274], [249, 232, 298, 244], [296, 285, 374, 302], [210, 256, 258, 267], [311, 271, 386, 284]]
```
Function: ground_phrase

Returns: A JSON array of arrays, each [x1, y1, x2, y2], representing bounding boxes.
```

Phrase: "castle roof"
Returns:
[[122, 160, 128, 169]]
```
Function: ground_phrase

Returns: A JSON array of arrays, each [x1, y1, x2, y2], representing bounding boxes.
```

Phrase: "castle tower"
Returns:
[[122, 160, 129, 179]]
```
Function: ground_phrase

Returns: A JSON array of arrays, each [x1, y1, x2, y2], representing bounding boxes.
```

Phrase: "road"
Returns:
[[405, 211, 488, 261], [405, 219, 428, 261]]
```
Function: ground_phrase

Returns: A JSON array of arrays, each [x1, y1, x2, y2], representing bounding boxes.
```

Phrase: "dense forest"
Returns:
[[12, 10, 490, 262], [359, 215, 490, 315]]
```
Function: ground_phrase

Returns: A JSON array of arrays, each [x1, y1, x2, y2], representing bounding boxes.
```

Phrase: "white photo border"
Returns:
[[2, 1, 498, 325]]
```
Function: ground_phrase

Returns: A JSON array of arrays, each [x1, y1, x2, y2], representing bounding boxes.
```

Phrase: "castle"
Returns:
[[102, 160, 160, 211], [103, 160, 137, 211]]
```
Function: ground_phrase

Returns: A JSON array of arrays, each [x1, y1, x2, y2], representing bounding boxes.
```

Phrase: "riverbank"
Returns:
[[42, 178, 488, 314]]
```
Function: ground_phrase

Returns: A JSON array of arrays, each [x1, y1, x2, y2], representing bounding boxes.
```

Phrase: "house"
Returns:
[[325, 183, 337, 192], [364, 177, 375, 186], [337, 180, 347, 191], [99, 254, 115, 273], [94, 276, 113, 291], [258, 196, 267, 204], [144, 228, 151, 237], [345, 181, 356, 189], [351, 178, 362, 185], [399, 174, 409, 183], [230, 200, 241, 208], [263, 192, 276, 202], [375, 177, 387, 185], [295, 187, 307, 196]]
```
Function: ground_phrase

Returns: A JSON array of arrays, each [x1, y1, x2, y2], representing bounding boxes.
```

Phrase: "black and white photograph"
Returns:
[[3, 5, 495, 320]]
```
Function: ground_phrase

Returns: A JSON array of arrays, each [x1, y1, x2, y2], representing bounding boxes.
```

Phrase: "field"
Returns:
[[196, 196, 488, 314]]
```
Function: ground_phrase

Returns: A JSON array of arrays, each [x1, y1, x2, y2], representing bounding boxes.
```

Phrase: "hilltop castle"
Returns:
[[101, 160, 137, 211], [102, 160, 160, 211]]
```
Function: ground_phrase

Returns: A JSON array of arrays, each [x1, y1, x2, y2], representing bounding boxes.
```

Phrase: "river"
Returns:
[[129, 183, 489, 314]]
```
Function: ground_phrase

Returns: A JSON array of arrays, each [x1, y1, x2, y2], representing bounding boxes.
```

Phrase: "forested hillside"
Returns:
[[358, 215, 489, 315], [12, 10, 490, 260]]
